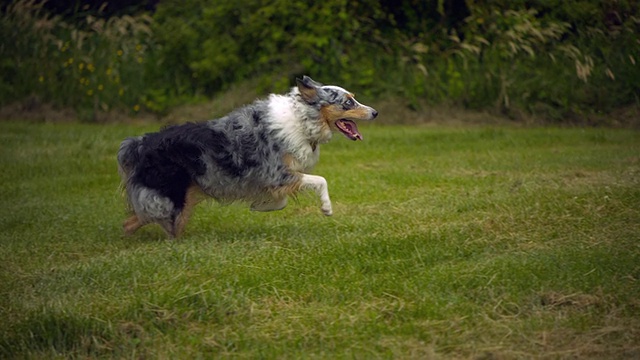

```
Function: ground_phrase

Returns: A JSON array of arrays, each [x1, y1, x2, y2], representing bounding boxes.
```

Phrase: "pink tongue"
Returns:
[[337, 119, 362, 141]]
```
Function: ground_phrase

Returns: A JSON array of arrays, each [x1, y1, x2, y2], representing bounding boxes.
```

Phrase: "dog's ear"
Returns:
[[296, 76, 323, 104]]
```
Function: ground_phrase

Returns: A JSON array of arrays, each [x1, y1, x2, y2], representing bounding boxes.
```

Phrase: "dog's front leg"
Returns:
[[300, 174, 332, 216]]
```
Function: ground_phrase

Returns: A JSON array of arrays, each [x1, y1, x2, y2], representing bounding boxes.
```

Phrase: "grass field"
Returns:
[[1, 121, 639, 358]]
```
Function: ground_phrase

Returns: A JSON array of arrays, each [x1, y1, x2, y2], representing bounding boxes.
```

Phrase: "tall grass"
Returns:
[[394, 6, 639, 119], [0, 0, 153, 119], [1, 122, 639, 358]]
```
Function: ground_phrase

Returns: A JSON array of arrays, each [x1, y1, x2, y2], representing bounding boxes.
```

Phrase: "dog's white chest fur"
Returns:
[[267, 93, 326, 172]]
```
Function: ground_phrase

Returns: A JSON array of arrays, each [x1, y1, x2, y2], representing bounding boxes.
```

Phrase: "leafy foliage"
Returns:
[[0, 0, 153, 119], [1, 0, 638, 120], [150, 0, 393, 96]]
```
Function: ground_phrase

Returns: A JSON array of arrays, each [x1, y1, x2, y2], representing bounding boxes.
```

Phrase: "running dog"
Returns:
[[117, 76, 378, 237]]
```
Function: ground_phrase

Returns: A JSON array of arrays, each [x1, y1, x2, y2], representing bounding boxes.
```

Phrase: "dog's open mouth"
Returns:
[[335, 119, 362, 141]]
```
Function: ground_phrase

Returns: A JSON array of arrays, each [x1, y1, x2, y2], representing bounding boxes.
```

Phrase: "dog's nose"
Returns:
[[372, 109, 378, 119]]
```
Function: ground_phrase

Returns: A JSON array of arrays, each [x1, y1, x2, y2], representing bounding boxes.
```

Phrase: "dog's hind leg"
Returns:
[[125, 186, 182, 238], [299, 174, 332, 216], [171, 186, 204, 238], [159, 220, 178, 239], [123, 214, 144, 236], [251, 196, 288, 212]]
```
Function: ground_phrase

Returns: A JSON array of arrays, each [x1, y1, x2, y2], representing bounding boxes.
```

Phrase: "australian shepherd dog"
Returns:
[[117, 76, 378, 237]]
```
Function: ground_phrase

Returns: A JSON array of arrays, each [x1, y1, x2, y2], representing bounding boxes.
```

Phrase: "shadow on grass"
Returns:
[[0, 312, 116, 358]]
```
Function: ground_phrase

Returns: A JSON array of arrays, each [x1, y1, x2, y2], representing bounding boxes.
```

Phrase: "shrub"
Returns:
[[151, 0, 395, 96], [399, 1, 639, 116]]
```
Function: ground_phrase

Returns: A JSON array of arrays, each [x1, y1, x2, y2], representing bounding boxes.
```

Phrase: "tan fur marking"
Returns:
[[282, 153, 308, 172], [299, 86, 318, 103], [269, 154, 303, 198], [269, 176, 303, 199], [283, 153, 296, 167], [318, 114, 331, 135], [342, 107, 373, 120], [123, 214, 143, 236], [320, 104, 344, 123], [173, 185, 205, 237], [320, 104, 372, 125]]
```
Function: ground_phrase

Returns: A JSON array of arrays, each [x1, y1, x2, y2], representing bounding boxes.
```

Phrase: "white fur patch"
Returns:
[[266, 92, 323, 172], [132, 187, 174, 222], [300, 174, 332, 216]]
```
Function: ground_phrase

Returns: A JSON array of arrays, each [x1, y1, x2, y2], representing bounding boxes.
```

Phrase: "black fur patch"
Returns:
[[132, 123, 208, 208], [325, 89, 339, 103]]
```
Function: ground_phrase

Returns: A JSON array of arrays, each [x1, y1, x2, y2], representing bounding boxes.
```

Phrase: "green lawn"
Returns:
[[1, 122, 639, 358]]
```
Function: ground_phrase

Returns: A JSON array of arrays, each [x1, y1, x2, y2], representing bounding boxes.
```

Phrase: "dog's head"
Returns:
[[296, 76, 378, 140]]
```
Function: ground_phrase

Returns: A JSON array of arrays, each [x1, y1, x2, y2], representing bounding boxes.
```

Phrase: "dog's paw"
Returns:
[[321, 204, 333, 216]]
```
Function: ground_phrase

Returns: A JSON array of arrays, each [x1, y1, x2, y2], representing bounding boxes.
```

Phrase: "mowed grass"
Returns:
[[1, 121, 639, 359]]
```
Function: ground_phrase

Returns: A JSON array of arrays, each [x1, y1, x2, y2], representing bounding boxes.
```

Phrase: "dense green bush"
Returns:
[[150, 0, 394, 97], [149, 0, 638, 116], [1, 0, 638, 120]]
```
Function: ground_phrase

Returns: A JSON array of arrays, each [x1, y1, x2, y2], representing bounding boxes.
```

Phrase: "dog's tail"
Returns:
[[117, 136, 144, 179], [117, 136, 145, 203], [116, 135, 179, 235]]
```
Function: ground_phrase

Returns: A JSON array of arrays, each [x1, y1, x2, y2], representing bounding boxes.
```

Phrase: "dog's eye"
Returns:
[[344, 99, 355, 108]]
